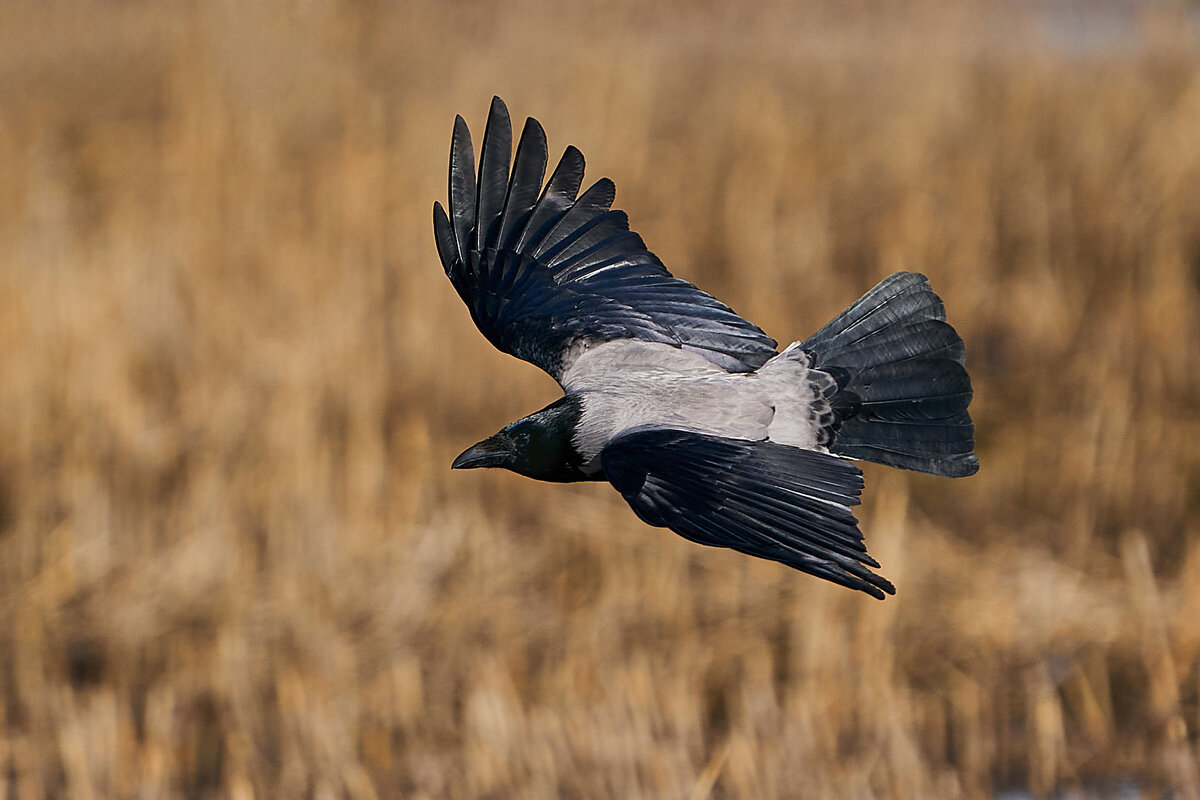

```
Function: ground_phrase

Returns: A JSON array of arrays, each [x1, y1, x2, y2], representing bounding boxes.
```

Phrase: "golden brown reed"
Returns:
[[1, 1, 1199, 797]]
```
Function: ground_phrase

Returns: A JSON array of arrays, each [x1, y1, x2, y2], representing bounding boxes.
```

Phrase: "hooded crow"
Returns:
[[434, 97, 978, 599]]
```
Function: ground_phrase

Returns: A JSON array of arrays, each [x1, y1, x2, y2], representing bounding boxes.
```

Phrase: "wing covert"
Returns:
[[434, 97, 778, 380]]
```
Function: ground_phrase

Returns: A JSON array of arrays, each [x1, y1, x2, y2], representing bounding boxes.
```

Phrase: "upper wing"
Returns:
[[433, 97, 778, 381], [600, 428, 895, 599]]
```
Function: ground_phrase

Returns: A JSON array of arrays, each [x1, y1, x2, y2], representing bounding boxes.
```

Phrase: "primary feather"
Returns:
[[433, 97, 778, 380]]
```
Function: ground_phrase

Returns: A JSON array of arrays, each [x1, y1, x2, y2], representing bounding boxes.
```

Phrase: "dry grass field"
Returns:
[[2, 1, 1200, 797]]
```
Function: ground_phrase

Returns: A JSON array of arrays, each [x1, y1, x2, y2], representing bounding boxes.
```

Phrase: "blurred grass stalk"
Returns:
[[1, 0, 1200, 798]]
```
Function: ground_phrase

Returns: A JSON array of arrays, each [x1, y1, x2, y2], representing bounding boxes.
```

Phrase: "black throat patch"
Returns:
[[505, 395, 596, 483]]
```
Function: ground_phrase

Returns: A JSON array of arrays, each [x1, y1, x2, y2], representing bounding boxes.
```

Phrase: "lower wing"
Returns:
[[600, 428, 895, 598]]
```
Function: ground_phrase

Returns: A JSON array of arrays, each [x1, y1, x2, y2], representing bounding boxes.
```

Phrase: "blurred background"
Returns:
[[1, 1, 1199, 797]]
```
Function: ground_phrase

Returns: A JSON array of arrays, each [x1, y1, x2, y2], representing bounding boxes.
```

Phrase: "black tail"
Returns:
[[801, 272, 979, 478]]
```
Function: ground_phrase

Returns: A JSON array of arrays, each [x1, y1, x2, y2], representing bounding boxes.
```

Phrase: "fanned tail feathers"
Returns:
[[802, 272, 979, 478]]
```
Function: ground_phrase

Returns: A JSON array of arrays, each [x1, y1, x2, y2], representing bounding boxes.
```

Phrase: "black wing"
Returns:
[[433, 97, 778, 381], [601, 429, 895, 599]]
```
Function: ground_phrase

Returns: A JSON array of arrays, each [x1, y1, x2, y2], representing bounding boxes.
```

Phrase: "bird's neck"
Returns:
[[516, 395, 598, 483]]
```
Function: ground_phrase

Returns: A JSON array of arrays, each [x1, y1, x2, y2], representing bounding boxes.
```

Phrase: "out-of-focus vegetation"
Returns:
[[2, 1, 1199, 797]]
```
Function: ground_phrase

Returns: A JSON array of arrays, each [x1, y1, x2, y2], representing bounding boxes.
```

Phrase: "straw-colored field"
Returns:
[[2, 1, 1200, 797]]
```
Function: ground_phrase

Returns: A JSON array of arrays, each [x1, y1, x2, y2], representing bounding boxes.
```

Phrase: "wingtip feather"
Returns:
[[497, 116, 550, 250], [514, 144, 587, 252], [476, 97, 513, 251], [433, 201, 457, 272], [448, 115, 477, 262]]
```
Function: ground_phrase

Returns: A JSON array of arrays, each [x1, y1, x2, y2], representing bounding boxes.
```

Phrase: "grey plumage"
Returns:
[[435, 97, 979, 598]]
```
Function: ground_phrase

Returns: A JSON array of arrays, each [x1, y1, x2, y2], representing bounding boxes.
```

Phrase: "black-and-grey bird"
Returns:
[[434, 97, 977, 599]]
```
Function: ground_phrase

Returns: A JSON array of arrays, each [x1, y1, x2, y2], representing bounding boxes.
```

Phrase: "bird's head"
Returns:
[[451, 396, 587, 482]]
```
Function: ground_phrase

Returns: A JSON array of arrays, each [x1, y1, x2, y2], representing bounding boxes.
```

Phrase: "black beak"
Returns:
[[451, 434, 512, 470]]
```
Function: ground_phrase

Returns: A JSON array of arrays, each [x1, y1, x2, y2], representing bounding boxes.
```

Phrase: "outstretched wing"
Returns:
[[433, 97, 778, 381], [600, 428, 895, 599]]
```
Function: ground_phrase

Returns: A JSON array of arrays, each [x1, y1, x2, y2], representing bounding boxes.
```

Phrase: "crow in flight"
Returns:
[[433, 98, 977, 598]]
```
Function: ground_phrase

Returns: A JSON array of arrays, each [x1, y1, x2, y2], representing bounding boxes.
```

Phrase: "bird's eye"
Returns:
[[513, 431, 532, 447]]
